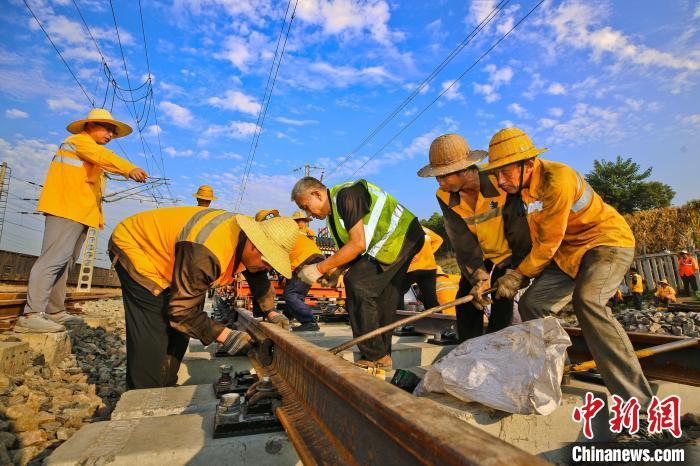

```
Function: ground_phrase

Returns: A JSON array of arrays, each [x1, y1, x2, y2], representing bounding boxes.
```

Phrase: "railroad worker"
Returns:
[[678, 250, 699, 297], [435, 266, 460, 315], [109, 207, 298, 389], [15, 108, 148, 333], [401, 227, 443, 311], [292, 209, 316, 237], [193, 185, 217, 208], [257, 209, 324, 332], [291, 177, 424, 369], [654, 279, 677, 308], [629, 267, 644, 310], [417, 133, 531, 341], [485, 127, 655, 416]]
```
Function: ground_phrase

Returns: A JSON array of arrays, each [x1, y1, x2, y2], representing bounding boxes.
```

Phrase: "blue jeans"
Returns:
[[283, 276, 315, 323]]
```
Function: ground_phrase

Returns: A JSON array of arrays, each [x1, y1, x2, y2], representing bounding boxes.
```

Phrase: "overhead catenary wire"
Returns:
[[327, 0, 512, 178], [350, 0, 546, 177], [235, 0, 299, 212]]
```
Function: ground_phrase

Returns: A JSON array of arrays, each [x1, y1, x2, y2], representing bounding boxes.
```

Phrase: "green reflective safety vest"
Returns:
[[328, 179, 416, 264]]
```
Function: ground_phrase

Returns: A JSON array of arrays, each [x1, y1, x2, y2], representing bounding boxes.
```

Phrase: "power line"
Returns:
[[350, 0, 546, 177], [22, 0, 95, 105], [328, 0, 511, 178], [235, 0, 299, 211]]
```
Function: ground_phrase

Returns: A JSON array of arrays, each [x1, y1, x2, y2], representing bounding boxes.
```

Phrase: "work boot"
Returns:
[[14, 313, 65, 333], [292, 321, 320, 332], [46, 311, 84, 327], [357, 354, 393, 370], [616, 419, 686, 445]]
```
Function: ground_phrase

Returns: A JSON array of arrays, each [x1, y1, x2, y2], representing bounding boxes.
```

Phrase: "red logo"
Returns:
[[572, 392, 605, 439], [648, 395, 682, 438], [609, 395, 640, 434]]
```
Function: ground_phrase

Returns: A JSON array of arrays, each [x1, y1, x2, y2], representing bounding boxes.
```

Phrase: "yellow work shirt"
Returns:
[[436, 273, 459, 315], [437, 187, 511, 266], [408, 227, 443, 272], [516, 159, 635, 279], [290, 235, 323, 271], [655, 285, 676, 302], [38, 132, 137, 229], [630, 273, 643, 293]]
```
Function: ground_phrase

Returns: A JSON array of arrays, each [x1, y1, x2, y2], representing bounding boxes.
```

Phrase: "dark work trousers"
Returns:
[[456, 262, 513, 342], [344, 220, 424, 361], [632, 292, 643, 310], [682, 275, 699, 297], [284, 257, 324, 324], [401, 269, 439, 310], [114, 260, 189, 390]]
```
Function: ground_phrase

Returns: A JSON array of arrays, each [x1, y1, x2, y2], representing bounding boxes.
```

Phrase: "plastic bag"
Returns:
[[416, 317, 571, 415]]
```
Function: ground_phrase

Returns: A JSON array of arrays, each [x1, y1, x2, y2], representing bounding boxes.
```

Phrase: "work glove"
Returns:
[[495, 269, 528, 300], [264, 310, 290, 330], [298, 263, 323, 285], [319, 268, 343, 288], [468, 268, 492, 311], [220, 329, 253, 356]]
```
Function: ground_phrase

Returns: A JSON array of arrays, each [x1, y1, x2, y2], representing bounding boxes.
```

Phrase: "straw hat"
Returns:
[[66, 108, 133, 138], [483, 127, 548, 171], [680, 250, 689, 255], [658, 278, 669, 285], [193, 185, 217, 201], [291, 209, 312, 222], [254, 209, 280, 222], [236, 215, 299, 279], [417, 134, 487, 177]]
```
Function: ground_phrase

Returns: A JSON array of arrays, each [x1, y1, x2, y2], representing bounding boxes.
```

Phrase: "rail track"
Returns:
[[235, 307, 544, 465], [0, 290, 121, 330]]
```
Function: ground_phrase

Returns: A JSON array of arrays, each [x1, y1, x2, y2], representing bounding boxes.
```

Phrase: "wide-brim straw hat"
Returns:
[[291, 209, 312, 222], [254, 209, 280, 222], [417, 133, 487, 177], [66, 108, 133, 138], [658, 278, 670, 285], [193, 185, 217, 201], [483, 127, 548, 171], [680, 250, 689, 255], [236, 214, 299, 279]]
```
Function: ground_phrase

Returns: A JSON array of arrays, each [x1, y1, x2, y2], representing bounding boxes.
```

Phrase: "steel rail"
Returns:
[[235, 308, 546, 466]]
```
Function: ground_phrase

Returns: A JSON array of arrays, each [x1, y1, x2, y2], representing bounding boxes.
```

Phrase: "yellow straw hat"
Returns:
[[254, 209, 280, 222], [66, 108, 133, 138], [291, 209, 312, 222], [658, 278, 669, 285], [417, 134, 487, 177], [193, 185, 217, 201], [483, 127, 548, 171], [236, 215, 299, 279]]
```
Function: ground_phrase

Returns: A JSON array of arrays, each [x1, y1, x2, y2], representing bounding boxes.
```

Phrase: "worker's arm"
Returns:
[[72, 135, 143, 180], [317, 220, 365, 274], [516, 171, 577, 278], [168, 241, 226, 346], [438, 195, 485, 282], [242, 270, 276, 312]]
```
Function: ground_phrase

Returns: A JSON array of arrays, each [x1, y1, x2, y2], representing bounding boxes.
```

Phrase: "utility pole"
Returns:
[[293, 164, 325, 181], [0, 162, 10, 247]]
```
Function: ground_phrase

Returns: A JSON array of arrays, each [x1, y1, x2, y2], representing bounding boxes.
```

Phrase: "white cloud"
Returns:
[[538, 118, 558, 128], [207, 90, 261, 116], [678, 114, 700, 128], [546, 82, 566, 95], [507, 102, 527, 117], [296, 0, 395, 45], [46, 97, 86, 113], [623, 98, 644, 111], [164, 146, 194, 157], [5, 109, 28, 119], [146, 124, 162, 137], [543, 103, 622, 145], [213, 31, 272, 71], [473, 64, 513, 102], [441, 80, 464, 101], [202, 121, 260, 140], [159, 101, 194, 127], [274, 117, 319, 126], [548, 107, 564, 117]]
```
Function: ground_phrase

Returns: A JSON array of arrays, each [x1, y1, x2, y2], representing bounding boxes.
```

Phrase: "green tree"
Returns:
[[585, 156, 675, 214], [420, 212, 452, 254]]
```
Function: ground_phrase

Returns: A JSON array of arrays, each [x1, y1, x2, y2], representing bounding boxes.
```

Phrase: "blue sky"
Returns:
[[1, 0, 699, 265]]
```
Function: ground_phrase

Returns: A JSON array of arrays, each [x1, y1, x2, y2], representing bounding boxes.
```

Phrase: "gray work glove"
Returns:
[[220, 329, 253, 356], [495, 269, 528, 300]]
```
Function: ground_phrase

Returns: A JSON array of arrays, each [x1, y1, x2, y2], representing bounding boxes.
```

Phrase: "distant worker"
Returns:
[[678, 250, 699, 297], [291, 177, 424, 369], [109, 207, 298, 389], [418, 133, 531, 341], [193, 185, 217, 207], [629, 267, 644, 310], [292, 209, 315, 237], [401, 227, 443, 311], [486, 127, 656, 437], [435, 266, 460, 315], [16, 109, 148, 333], [255, 209, 324, 332], [654, 279, 677, 308]]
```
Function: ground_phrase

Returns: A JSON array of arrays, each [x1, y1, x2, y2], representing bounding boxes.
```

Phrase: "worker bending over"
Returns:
[[486, 127, 655, 436], [109, 207, 298, 389], [292, 177, 424, 368], [654, 279, 677, 308], [401, 227, 443, 310], [17, 109, 148, 333], [418, 134, 530, 341]]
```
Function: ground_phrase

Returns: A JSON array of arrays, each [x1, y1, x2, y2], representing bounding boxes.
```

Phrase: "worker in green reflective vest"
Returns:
[[292, 177, 424, 369]]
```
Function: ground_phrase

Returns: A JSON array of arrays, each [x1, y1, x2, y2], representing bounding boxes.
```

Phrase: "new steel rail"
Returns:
[[235, 308, 545, 466]]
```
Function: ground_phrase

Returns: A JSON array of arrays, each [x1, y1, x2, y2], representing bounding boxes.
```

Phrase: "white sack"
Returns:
[[416, 316, 571, 415]]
